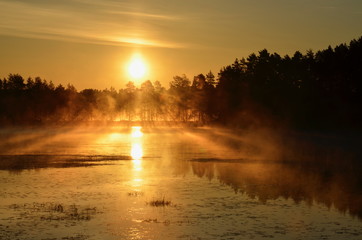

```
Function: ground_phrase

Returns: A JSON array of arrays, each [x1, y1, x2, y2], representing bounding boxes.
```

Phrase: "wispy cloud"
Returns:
[[107, 10, 180, 21], [0, 0, 183, 48]]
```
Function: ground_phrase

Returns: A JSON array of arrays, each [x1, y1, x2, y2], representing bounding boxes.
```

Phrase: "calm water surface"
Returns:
[[0, 126, 361, 240]]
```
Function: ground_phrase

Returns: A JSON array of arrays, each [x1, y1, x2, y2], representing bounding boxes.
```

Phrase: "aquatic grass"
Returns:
[[128, 191, 144, 197], [142, 218, 171, 226], [8, 202, 99, 221], [147, 196, 172, 207]]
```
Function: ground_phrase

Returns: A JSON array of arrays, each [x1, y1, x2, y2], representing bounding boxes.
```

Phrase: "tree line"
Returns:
[[1, 36, 361, 129]]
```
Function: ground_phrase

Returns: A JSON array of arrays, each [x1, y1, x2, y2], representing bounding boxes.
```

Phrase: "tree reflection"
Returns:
[[189, 158, 362, 220]]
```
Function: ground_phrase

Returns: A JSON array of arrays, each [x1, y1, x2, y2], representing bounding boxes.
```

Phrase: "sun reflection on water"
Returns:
[[131, 143, 143, 161], [131, 143, 143, 172], [131, 126, 143, 138], [130, 126, 144, 187]]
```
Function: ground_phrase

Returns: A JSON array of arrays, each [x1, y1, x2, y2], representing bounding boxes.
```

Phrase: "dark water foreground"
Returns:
[[0, 126, 361, 240]]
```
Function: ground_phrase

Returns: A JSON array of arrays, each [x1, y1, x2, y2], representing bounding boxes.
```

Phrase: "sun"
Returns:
[[128, 54, 147, 79]]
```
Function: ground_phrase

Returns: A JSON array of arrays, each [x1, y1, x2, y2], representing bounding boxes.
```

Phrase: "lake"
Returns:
[[0, 126, 361, 240]]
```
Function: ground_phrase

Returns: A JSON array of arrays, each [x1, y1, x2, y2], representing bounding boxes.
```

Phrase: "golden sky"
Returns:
[[0, 0, 361, 90]]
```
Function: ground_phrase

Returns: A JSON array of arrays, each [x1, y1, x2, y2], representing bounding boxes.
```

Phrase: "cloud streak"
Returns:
[[107, 10, 180, 20], [0, 0, 183, 48]]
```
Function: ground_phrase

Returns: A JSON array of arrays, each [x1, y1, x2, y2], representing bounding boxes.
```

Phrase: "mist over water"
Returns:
[[0, 125, 361, 240]]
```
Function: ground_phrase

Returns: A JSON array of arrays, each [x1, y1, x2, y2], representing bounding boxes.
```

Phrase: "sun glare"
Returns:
[[131, 143, 143, 160], [131, 126, 143, 138], [128, 54, 147, 79], [130, 126, 143, 160]]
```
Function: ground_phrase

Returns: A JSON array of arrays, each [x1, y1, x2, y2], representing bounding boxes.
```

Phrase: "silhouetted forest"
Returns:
[[1, 36, 361, 130]]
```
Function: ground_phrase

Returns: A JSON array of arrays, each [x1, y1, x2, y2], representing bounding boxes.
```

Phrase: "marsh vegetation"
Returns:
[[147, 197, 172, 207]]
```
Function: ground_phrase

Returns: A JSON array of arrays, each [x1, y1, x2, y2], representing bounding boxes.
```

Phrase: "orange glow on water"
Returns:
[[131, 143, 143, 160], [130, 126, 144, 184], [131, 126, 143, 138]]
